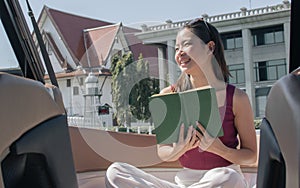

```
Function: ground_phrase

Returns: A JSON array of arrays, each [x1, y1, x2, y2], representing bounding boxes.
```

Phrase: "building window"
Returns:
[[79, 77, 84, 86], [254, 59, 286, 82], [73, 86, 79, 95], [88, 87, 98, 95], [117, 50, 122, 57], [221, 31, 242, 50], [66, 79, 71, 87], [45, 41, 53, 55], [228, 64, 245, 84], [252, 25, 284, 46]]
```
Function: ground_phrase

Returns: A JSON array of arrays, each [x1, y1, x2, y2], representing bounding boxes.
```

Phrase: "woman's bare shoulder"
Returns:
[[232, 86, 253, 114], [233, 87, 249, 100]]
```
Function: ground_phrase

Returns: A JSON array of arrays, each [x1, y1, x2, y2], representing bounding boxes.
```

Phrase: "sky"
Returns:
[[1, 0, 285, 68], [23, 0, 284, 27]]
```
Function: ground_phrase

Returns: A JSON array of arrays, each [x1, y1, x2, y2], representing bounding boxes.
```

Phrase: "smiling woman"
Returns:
[[105, 14, 257, 188], [0, 0, 298, 188]]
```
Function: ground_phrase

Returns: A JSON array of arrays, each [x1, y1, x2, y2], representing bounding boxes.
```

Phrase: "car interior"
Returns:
[[0, 0, 78, 187], [0, 0, 299, 188]]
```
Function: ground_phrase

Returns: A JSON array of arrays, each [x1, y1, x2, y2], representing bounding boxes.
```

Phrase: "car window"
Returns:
[[0, 24, 18, 69]]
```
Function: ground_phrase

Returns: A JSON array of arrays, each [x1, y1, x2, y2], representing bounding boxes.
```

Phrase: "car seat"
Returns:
[[256, 68, 300, 188], [0, 72, 78, 188]]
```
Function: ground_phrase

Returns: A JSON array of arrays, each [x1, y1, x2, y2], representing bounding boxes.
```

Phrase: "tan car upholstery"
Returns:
[[257, 68, 300, 188], [0, 72, 77, 188]]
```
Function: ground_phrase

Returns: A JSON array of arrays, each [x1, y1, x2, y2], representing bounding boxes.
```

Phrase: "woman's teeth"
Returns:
[[181, 59, 190, 65]]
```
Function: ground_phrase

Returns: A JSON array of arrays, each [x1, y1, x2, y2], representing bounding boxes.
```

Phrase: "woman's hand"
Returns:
[[157, 123, 200, 162], [196, 121, 224, 153], [173, 124, 200, 153]]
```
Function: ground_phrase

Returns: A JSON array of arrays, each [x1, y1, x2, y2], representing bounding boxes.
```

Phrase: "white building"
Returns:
[[135, 1, 291, 118], [36, 6, 158, 129], [37, 1, 291, 129]]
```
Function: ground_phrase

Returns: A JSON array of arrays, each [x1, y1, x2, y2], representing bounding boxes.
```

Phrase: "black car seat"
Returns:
[[0, 72, 78, 188], [256, 68, 300, 188]]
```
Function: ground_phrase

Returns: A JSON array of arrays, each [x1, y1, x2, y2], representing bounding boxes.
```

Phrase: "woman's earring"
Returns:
[[208, 41, 215, 52]]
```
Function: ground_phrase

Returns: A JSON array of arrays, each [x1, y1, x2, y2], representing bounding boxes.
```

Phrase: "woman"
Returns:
[[105, 18, 257, 188]]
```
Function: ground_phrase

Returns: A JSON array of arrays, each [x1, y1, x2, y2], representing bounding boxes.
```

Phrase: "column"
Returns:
[[283, 22, 290, 72], [157, 46, 166, 90], [167, 40, 177, 85], [242, 28, 256, 116]]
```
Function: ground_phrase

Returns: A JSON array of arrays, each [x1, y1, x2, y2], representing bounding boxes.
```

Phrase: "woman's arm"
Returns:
[[197, 88, 257, 165], [231, 88, 257, 164]]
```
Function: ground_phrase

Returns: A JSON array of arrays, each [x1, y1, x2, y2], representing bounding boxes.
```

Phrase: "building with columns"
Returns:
[[136, 1, 291, 118]]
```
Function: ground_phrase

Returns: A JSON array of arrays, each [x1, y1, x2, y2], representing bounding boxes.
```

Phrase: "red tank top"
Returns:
[[179, 84, 239, 170]]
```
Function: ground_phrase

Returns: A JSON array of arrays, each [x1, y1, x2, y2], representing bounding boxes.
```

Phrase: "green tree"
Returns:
[[111, 52, 135, 127], [129, 54, 160, 122], [111, 52, 159, 127]]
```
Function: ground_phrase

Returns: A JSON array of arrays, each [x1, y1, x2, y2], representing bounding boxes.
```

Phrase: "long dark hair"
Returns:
[[175, 18, 231, 92]]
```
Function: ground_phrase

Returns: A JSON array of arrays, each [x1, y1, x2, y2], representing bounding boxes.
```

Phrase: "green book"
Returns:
[[149, 86, 223, 144]]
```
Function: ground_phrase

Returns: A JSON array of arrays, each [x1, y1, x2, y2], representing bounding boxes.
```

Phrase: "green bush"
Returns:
[[254, 119, 262, 129], [118, 127, 133, 133]]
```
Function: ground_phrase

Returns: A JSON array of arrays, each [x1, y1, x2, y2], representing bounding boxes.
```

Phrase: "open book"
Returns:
[[149, 86, 223, 144]]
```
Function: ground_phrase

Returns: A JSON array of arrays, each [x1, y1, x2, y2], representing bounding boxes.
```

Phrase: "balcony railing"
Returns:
[[141, 1, 290, 32]]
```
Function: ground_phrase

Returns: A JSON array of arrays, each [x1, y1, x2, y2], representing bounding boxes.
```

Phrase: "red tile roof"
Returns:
[[84, 24, 120, 68], [44, 68, 111, 80], [39, 6, 158, 77], [44, 6, 113, 65], [123, 27, 159, 77]]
